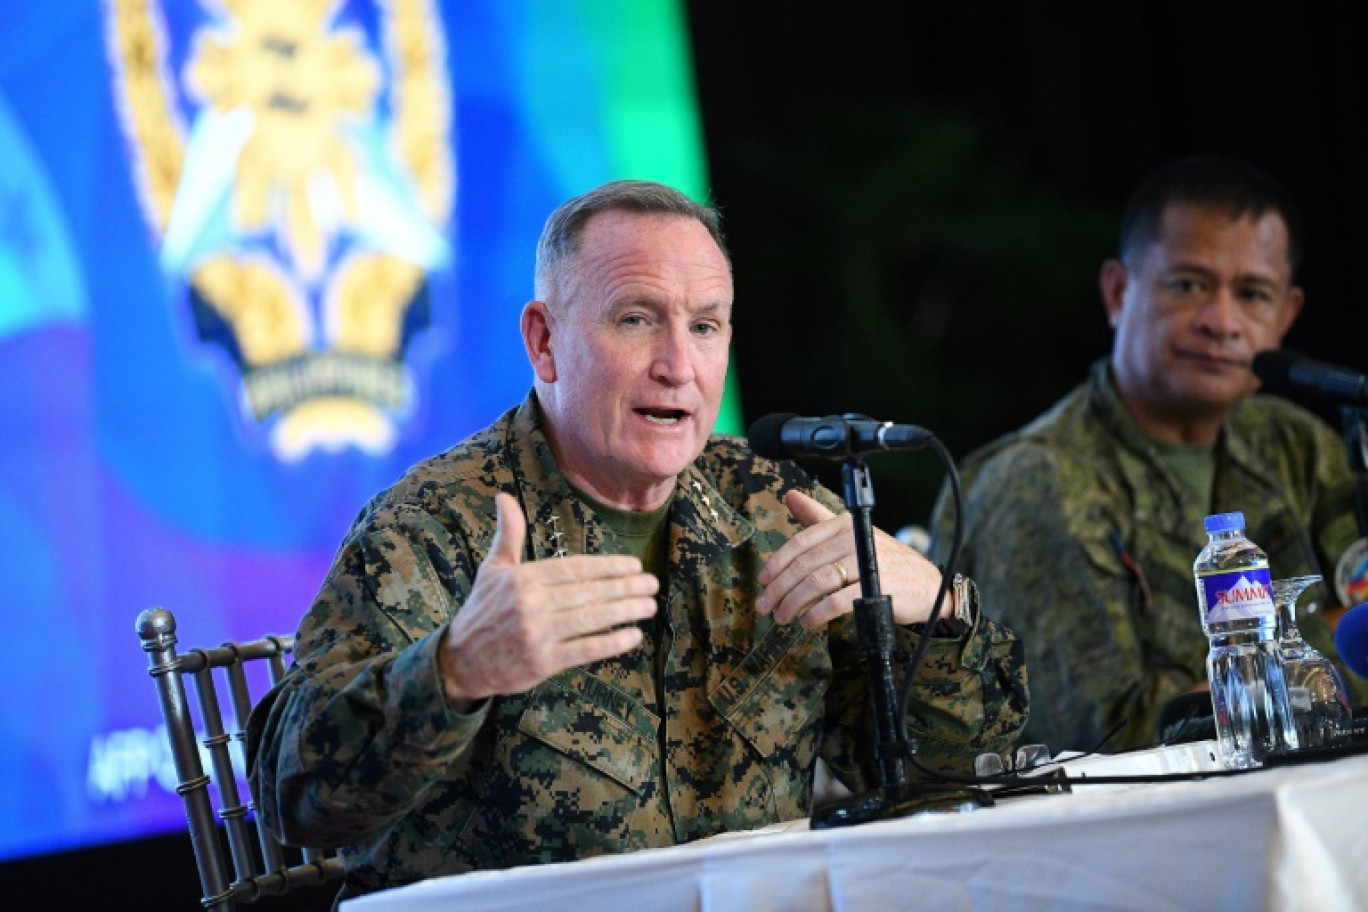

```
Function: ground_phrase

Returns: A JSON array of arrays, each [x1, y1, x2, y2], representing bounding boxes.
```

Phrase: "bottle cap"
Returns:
[[1204, 511, 1246, 533]]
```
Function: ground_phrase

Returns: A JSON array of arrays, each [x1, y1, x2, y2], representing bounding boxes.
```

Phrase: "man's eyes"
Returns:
[[1237, 287, 1275, 304], [1167, 279, 1275, 305], [613, 313, 724, 334]]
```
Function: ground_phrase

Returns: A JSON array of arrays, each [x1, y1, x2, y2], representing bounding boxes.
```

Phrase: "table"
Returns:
[[341, 744, 1368, 912]]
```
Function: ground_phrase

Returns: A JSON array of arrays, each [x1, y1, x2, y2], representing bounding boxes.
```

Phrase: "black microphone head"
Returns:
[[747, 412, 799, 460], [1252, 348, 1299, 394]]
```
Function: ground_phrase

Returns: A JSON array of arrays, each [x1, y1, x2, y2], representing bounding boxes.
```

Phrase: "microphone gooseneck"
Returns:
[[1254, 350, 1368, 539], [747, 409, 992, 827]]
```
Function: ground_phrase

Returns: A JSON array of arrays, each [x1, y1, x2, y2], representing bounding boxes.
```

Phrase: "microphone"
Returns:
[[1252, 349, 1368, 406], [748, 413, 934, 460], [1335, 602, 1368, 681]]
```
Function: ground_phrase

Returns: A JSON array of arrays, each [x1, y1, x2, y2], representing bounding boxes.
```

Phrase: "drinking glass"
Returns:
[[1273, 575, 1352, 748]]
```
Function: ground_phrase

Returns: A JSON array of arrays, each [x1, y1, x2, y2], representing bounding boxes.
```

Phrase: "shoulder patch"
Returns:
[[1335, 537, 1368, 606]]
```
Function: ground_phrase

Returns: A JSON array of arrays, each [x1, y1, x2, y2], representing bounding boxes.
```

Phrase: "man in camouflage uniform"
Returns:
[[930, 156, 1368, 755], [249, 180, 1028, 901]]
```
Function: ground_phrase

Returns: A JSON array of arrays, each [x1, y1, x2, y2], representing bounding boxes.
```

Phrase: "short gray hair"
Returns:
[[533, 180, 729, 301]]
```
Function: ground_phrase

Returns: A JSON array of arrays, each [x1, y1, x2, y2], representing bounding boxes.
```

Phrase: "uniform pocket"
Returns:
[[516, 670, 660, 794], [708, 622, 829, 761]]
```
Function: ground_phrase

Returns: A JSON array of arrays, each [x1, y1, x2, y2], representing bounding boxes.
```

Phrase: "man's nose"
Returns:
[[1195, 287, 1243, 337], [650, 325, 698, 385]]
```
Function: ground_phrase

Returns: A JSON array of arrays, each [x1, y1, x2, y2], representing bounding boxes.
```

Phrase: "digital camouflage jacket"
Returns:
[[930, 360, 1366, 754], [250, 393, 1029, 900]]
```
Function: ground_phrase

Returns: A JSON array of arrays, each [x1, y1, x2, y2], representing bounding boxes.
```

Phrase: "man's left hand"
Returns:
[[755, 490, 949, 628]]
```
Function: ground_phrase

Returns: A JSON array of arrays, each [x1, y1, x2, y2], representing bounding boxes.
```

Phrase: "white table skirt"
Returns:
[[342, 744, 1368, 912]]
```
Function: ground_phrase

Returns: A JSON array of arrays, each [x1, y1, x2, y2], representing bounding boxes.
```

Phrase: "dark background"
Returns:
[[6, 2, 1368, 908], [692, 0, 1368, 532]]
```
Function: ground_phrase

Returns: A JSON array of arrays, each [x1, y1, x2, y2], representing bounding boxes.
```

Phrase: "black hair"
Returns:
[[1118, 155, 1303, 275]]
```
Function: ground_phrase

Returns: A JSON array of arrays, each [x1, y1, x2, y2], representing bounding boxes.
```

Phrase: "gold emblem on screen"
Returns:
[[103, 0, 454, 460]]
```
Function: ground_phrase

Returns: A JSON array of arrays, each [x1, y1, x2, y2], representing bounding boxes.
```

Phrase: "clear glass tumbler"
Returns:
[[1273, 575, 1352, 749]]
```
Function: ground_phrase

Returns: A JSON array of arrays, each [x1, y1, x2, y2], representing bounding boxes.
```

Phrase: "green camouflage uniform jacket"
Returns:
[[930, 359, 1366, 754], [249, 393, 1028, 900]]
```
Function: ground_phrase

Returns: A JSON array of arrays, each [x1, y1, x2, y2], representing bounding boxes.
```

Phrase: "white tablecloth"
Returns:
[[341, 745, 1368, 912]]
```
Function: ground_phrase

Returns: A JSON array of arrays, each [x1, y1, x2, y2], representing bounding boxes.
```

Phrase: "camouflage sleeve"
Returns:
[[819, 607, 1028, 788], [249, 504, 488, 848], [815, 483, 1029, 786], [931, 443, 1158, 754], [1297, 415, 1368, 704], [902, 612, 1028, 776], [1304, 412, 1363, 596], [1257, 399, 1363, 605]]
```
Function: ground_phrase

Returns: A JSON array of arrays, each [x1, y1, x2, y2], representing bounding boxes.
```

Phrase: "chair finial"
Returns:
[[136, 606, 177, 643]]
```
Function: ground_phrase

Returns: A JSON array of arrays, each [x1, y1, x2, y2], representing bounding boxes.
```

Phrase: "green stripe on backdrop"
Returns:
[[582, 0, 744, 435]]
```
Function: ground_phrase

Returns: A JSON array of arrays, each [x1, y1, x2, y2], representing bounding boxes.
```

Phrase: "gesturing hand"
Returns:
[[438, 493, 660, 706], [755, 490, 945, 629]]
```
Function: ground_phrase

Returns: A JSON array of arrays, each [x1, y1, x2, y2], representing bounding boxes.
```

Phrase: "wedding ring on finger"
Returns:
[[834, 560, 849, 587]]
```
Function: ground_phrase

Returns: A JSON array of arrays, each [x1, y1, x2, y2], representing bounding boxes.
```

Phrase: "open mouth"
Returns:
[[637, 407, 688, 426]]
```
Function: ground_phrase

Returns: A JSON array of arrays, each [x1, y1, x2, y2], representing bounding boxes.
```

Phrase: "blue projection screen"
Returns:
[[0, 0, 727, 861]]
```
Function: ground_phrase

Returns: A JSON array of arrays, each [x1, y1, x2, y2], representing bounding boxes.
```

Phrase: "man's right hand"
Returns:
[[437, 492, 659, 708]]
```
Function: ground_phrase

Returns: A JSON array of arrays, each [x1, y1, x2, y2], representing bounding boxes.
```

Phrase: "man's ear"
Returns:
[[521, 301, 557, 382], [1099, 258, 1128, 329]]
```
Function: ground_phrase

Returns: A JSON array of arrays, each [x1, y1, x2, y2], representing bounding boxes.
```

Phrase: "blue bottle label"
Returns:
[[1199, 566, 1275, 623]]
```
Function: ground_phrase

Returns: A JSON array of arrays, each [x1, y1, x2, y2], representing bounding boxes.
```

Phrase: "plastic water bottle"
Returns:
[[1193, 512, 1299, 769]]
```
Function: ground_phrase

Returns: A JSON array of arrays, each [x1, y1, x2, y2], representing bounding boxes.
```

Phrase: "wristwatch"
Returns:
[[950, 573, 979, 625]]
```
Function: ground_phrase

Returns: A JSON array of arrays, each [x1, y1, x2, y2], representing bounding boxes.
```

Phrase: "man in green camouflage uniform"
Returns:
[[250, 180, 1028, 901], [930, 156, 1368, 755]]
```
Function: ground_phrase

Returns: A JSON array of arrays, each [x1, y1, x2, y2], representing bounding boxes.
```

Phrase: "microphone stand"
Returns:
[[1342, 406, 1368, 538], [810, 457, 992, 830]]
